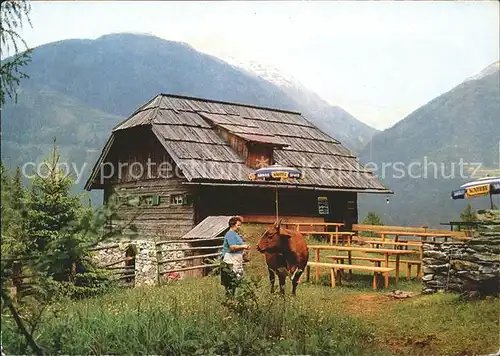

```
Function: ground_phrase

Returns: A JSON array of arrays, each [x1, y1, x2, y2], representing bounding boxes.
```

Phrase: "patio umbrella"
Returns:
[[451, 176, 500, 209], [248, 164, 302, 219]]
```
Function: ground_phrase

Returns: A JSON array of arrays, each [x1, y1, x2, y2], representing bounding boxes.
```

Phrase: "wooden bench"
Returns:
[[306, 261, 394, 290], [326, 255, 422, 280]]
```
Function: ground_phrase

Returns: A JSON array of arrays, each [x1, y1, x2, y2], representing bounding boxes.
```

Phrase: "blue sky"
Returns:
[[17, 1, 499, 130]]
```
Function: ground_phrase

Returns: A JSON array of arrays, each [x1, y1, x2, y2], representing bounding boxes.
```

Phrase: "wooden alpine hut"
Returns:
[[84, 94, 390, 240]]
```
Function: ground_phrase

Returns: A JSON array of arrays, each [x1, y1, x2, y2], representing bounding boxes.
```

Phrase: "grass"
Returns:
[[2, 223, 499, 355], [2, 278, 384, 355]]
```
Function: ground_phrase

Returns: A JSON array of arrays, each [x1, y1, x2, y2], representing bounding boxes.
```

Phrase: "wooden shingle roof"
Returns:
[[181, 216, 231, 240], [89, 94, 389, 193]]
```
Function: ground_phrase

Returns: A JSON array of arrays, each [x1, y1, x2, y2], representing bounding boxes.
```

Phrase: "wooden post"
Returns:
[[418, 245, 423, 279], [384, 253, 390, 287], [10, 287, 17, 304], [156, 248, 162, 287], [315, 248, 320, 282], [348, 251, 352, 277], [275, 185, 279, 220], [71, 262, 76, 282], [374, 260, 381, 290], [395, 255, 400, 283], [330, 268, 336, 288]]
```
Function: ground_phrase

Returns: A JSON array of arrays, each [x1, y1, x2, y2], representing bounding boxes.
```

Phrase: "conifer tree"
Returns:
[[1, 164, 27, 256], [460, 203, 477, 222], [360, 211, 384, 237]]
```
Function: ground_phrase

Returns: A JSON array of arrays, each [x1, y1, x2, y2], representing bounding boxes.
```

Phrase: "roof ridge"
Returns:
[[113, 94, 160, 131], [159, 93, 301, 115]]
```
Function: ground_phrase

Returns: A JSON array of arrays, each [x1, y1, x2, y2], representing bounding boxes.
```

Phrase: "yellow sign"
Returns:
[[248, 173, 256, 180], [466, 184, 490, 198], [271, 172, 289, 179]]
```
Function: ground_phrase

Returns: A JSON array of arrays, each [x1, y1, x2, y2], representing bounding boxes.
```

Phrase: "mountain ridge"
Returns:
[[221, 57, 378, 152], [358, 62, 500, 227], [1, 33, 371, 186]]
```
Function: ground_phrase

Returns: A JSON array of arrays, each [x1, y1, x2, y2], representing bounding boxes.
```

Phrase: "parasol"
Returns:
[[451, 176, 500, 209], [248, 164, 302, 219]]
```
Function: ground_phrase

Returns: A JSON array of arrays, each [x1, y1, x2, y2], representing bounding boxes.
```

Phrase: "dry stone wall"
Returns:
[[157, 242, 191, 282], [93, 240, 157, 286], [93, 240, 194, 286], [422, 210, 500, 296]]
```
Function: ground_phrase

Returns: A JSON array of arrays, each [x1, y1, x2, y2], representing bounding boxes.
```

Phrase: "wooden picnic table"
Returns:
[[302, 231, 355, 245], [360, 239, 422, 249], [292, 222, 344, 236], [293, 222, 345, 227], [308, 244, 418, 286], [376, 231, 456, 242], [290, 222, 346, 245]]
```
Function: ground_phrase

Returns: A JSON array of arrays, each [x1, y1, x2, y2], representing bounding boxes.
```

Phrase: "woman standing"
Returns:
[[220, 216, 250, 296]]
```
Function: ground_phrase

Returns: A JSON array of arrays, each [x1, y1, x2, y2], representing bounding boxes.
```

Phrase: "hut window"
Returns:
[[170, 194, 191, 206], [347, 201, 356, 210], [141, 194, 160, 206], [317, 197, 329, 215], [171, 194, 185, 205]]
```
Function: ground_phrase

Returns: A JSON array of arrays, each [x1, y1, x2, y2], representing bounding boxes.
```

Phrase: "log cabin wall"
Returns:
[[104, 127, 176, 184], [324, 191, 358, 230], [195, 186, 358, 230], [216, 129, 248, 159], [246, 143, 274, 169], [102, 127, 195, 241], [106, 180, 195, 241], [215, 128, 274, 169]]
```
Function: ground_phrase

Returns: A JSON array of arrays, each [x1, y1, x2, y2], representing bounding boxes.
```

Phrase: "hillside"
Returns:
[[225, 59, 378, 152], [358, 63, 500, 227], [1, 81, 123, 199], [1, 33, 376, 191]]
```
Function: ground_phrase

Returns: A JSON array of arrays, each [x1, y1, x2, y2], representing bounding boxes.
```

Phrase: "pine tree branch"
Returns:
[[1, 289, 44, 355]]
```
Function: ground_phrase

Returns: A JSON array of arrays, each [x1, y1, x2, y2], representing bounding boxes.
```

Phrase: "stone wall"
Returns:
[[93, 240, 158, 287], [93, 240, 192, 286], [422, 210, 500, 296], [156, 242, 191, 282]]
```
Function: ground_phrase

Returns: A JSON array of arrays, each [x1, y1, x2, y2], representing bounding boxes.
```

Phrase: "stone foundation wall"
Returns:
[[156, 242, 191, 281], [93, 240, 158, 287], [93, 240, 193, 286], [422, 210, 500, 295]]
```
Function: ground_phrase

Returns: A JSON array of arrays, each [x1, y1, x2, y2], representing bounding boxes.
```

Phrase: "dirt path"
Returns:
[[341, 293, 395, 316]]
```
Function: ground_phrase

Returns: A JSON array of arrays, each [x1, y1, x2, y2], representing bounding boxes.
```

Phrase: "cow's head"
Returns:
[[256, 219, 291, 253]]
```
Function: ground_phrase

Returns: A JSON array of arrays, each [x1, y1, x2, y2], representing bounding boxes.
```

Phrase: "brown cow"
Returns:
[[256, 219, 308, 296]]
